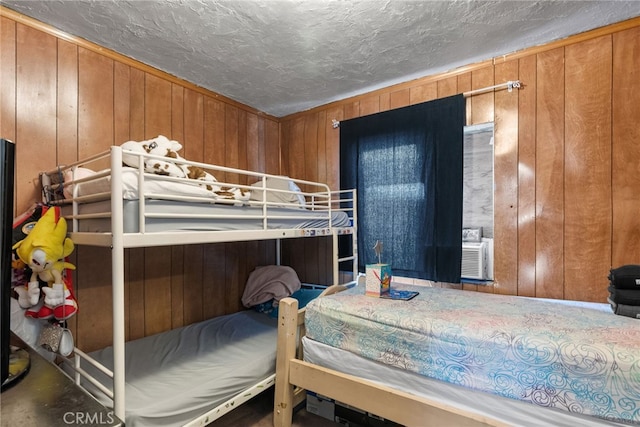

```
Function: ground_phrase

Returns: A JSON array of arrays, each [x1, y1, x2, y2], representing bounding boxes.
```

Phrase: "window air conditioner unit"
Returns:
[[461, 242, 487, 280]]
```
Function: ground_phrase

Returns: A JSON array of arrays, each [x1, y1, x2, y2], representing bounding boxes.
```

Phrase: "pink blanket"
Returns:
[[241, 265, 301, 307]]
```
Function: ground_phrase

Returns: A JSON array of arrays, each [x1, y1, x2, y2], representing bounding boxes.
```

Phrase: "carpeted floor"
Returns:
[[207, 388, 339, 427]]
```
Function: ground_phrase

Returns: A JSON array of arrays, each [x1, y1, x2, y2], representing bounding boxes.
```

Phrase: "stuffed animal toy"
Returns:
[[12, 208, 77, 320], [121, 135, 250, 201], [121, 135, 187, 178]]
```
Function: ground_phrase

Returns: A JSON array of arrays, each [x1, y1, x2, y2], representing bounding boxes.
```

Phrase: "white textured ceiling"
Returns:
[[3, 1, 640, 117]]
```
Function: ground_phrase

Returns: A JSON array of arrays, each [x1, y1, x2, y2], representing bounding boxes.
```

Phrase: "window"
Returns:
[[340, 95, 465, 283]]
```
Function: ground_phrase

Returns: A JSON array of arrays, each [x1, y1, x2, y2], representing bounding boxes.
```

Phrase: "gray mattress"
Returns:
[[65, 199, 350, 233], [70, 310, 278, 427]]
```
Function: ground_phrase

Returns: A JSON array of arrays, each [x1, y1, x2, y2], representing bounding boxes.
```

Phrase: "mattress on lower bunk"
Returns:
[[72, 310, 278, 427], [304, 285, 640, 424], [64, 199, 350, 233]]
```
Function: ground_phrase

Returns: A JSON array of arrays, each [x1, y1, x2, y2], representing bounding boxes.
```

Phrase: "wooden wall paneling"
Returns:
[[203, 93, 223, 159], [437, 76, 458, 98], [325, 106, 343, 192], [409, 81, 437, 105], [304, 113, 319, 186], [265, 119, 279, 175], [389, 88, 410, 110], [15, 24, 57, 214], [242, 240, 260, 305], [343, 101, 360, 121], [516, 55, 537, 297], [457, 73, 472, 125], [564, 36, 612, 302], [263, 240, 277, 266], [186, 89, 205, 160], [279, 120, 291, 177], [288, 117, 306, 180], [76, 247, 114, 352], [612, 26, 640, 266], [129, 68, 145, 142], [171, 84, 184, 143], [535, 47, 565, 299], [144, 73, 172, 138], [359, 95, 380, 117], [222, 242, 242, 315], [56, 39, 78, 166], [316, 236, 329, 285], [379, 92, 391, 112], [493, 59, 519, 295], [202, 242, 228, 319], [316, 110, 327, 186], [113, 63, 131, 146], [183, 244, 204, 324], [143, 247, 172, 335], [224, 105, 239, 185], [0, 17, 16, 147], [246, 113, 261, 174], [302, 239, 319, 285], [469, 66, 494, 126], [237, 241, 251, 309], [170, 245, 185, 329], [282, 241, 303, 280], [78, 47, 114, 159], [237, 109, 248, 184], [143, 74, 173, 334]]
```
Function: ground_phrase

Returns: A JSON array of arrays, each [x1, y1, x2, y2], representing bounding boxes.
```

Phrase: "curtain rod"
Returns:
[[463, 80, 521, 98], [331, 80, 522, 129]]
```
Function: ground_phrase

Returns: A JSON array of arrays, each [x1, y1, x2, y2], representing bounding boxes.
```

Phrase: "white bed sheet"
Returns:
[[68, 310, 278, 427], [68, 167, 247, 201], [303, 337, 633, 427], [64, 199, 350, 233], [9, 298, 55, 362]]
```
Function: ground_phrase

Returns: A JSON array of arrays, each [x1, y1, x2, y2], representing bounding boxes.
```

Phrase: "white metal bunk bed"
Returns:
[[40, 145, 358, 426]]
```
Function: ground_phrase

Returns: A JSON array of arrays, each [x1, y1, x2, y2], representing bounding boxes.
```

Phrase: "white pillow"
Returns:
[[250, 176, 306, 206]]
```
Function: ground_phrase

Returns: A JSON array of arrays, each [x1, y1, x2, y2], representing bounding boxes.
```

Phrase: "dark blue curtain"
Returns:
[[340, 94, 464, 283]]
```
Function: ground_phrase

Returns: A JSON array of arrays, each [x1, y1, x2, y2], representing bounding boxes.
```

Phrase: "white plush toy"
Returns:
[[121, 135, 193, 179], [121, 135, 250, 202]]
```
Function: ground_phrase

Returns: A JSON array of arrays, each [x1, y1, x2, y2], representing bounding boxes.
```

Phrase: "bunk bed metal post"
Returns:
[[351, 189, 358, 280], [331, 189, 358, 285], [109, 146, 126, 421], [332, 230, 339, 285]]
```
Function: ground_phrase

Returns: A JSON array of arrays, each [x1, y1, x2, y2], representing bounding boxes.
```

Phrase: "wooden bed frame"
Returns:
[[273, 286, 508, 427]]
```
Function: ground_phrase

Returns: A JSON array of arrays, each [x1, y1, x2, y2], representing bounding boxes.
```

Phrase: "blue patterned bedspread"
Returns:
[[304, 285, 640, 424]]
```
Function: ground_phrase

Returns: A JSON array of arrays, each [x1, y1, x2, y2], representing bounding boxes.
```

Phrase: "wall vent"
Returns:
[[461, 242, 487, 280]]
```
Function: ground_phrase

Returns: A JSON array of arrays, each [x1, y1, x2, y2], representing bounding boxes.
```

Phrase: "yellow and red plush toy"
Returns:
[[12, 207, 77, 320]]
